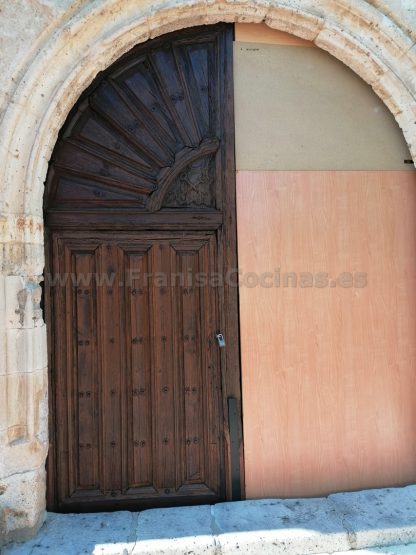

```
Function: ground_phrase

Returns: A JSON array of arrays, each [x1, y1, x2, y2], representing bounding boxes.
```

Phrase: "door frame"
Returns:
[[44, 23, 245, 510]]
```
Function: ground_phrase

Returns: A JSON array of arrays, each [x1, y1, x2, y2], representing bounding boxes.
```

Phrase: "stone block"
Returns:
[[213, 497, 351, 554], [2, 215, 44, 246], [0, 368, 48, 475], [4, 276, 43, 330], [0, 243, 45, 278], [0, 274, 5, 328], [0, 327, 6, 376], [265, 6, 324, 41], [4, 276, 25, 329], [6, 372, 29, 444], [327, 546, 416, 555], [32, 325, 47, 372], [29, 366, 48, 442], [0, 438, 48, 483], [5, 329, 30, 375], [5, 326, 47, 375], [0, 374, 7, 433], [133, 505, 216, 554], [329, 485, 416, 549], [0, 466, 46, 547], [315, 23, 388, 87], [3, 512, 136, 554]]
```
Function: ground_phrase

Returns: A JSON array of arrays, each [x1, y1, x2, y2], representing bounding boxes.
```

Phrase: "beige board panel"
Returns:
[[234, 41, 413, 170], [235, 22, 315, 47], [237, 170, 416, 498]]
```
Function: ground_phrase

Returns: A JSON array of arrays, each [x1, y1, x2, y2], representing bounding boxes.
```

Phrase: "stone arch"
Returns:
[[0, 1, 415, 236], [1, 0, 416, 543]]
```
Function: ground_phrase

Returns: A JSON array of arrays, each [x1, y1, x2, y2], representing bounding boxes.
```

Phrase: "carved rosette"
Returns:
[[163, 155, 215, 208]]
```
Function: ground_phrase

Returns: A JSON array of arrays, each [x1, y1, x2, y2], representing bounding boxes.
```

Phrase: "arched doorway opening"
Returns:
[[2, 0, 416, 541], [44, 24, 243, 512]]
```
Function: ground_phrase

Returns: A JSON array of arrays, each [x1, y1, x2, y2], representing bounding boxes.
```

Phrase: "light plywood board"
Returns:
[[237, 170, 416, 498], [234, 42, 414, 170]]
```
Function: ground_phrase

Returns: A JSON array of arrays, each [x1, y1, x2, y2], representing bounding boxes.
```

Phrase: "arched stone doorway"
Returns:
[[1, 0, 416, 543]]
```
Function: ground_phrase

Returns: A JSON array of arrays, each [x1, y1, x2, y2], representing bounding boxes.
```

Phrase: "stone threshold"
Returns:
[[3, 485, 416, 554]]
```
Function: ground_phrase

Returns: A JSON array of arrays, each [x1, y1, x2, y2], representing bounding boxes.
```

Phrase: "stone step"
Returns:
[[4, 485, 416, 555]]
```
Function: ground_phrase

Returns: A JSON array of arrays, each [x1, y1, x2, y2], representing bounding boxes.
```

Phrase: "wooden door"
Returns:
[[44, 25, 243, 511]]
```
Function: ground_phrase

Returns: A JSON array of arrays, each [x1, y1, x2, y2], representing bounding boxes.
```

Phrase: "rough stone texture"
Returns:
[[0, 267, 48, 546], [213, 498, 350, 554], [370, 0, 416, 43], [3, 511, 136, 555], [361, 547, 416, 554], [0, 0, 415, 545], [5, 486, 416, 554], [132, 506, 217, 554], [0, 467, 46, 545], [319, 546, 416, 555], [329, 485, 416, 549]]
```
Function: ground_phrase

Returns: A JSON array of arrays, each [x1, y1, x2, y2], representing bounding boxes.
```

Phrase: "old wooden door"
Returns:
[[44, 25, 242, 512]]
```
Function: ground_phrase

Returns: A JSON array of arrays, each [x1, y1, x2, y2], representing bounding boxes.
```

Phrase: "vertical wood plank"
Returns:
[[74, 250, 98, 489], [98, 242, 122, 493], [201, 236, 222, 494], [123, 246, 154, 489], [178, 246, 203, 483], [151, 242, 176, 491]]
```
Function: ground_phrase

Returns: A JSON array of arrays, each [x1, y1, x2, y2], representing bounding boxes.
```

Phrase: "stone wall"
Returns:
[[0, 0, 415, 545]]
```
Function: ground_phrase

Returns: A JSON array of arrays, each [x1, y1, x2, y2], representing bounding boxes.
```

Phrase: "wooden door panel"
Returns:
[[50, 233, 224, 509], [53, 239, 102, 502], [46, 27, 227, 212], [170, 238, 221, 494]]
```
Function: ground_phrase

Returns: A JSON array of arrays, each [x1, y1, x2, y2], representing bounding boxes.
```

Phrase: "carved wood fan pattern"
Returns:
[[46, 27, 226, 213]]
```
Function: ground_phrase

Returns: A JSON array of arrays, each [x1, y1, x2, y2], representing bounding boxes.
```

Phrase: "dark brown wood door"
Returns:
[[45, 24, 243, 511]]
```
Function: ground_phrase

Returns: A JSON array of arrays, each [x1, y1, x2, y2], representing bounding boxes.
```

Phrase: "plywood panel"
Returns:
[[235, 23, 315, 47], [233, 41, 414, 170], [237, 170, 416, 498]]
